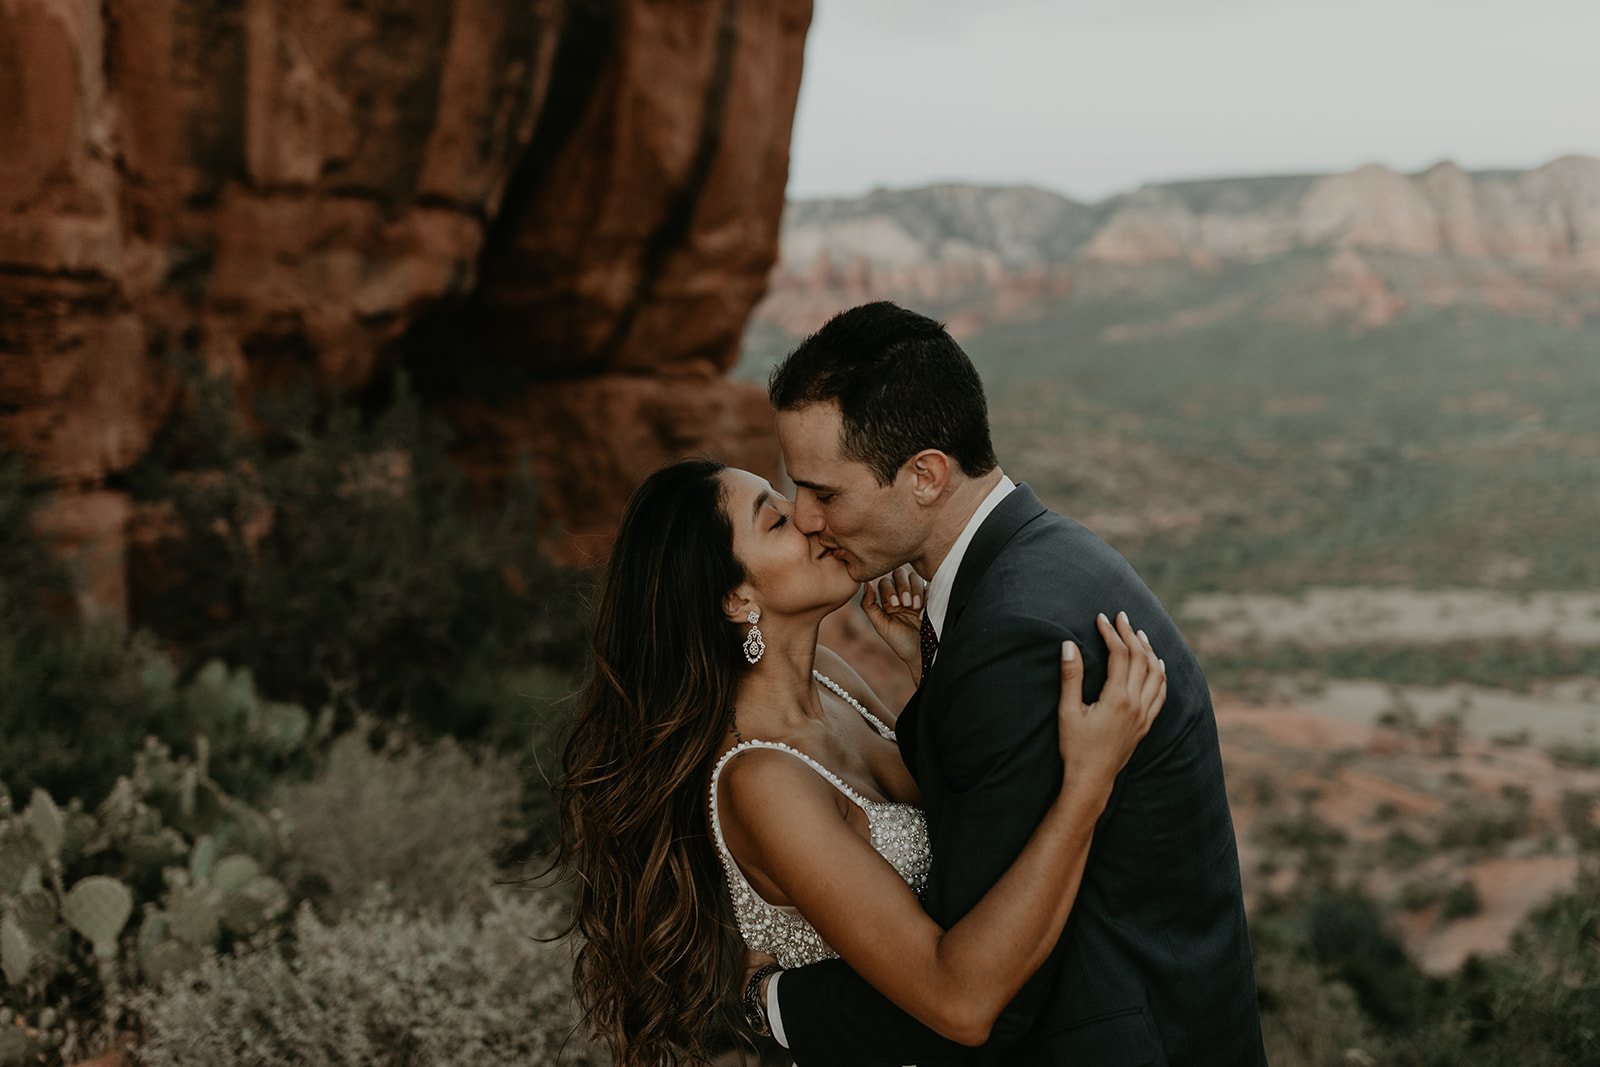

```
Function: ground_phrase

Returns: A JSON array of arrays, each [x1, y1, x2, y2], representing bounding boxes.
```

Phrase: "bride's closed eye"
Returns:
[[770, 512, 789, 531]]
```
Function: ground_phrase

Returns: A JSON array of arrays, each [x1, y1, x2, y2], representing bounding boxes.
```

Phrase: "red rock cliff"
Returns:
[[1, 0, 809, 608]]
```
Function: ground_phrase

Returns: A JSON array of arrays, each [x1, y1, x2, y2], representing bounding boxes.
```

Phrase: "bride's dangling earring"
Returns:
[[743, 608, 765, 665]]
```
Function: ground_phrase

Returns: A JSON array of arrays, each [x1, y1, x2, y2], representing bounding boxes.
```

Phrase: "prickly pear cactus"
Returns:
[[0, 913, 32, 988], [0, 659, 310, 1031], [0, 1020, 41, 1067], [122, 828, 188, 873], [259, 700, 312, 755], [0, 832, 43, 898], [188, 835, 218, 884], [61, 878, 133, 957], [220, 875, 289, 938], [1, 890, 67, 989], [163, 883, 221, 949], [20, 793, 62, 866], [211, 855, 259, 894], [138, 910, 203, 988]]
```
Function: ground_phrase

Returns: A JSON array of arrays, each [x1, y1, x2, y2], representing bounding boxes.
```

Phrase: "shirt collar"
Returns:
[[923, 473, 1015, 640]]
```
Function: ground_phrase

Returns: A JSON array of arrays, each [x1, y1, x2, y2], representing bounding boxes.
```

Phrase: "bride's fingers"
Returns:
[[1139, 653, 1165, 715], [1058, 640, 1084, 718], [1113, 612, 1146, 702], [897, 565, 922, 611], [1136, 628, 1161, 690], [1144, 678, 1167, 734], [1098, 613, 1130, 697]]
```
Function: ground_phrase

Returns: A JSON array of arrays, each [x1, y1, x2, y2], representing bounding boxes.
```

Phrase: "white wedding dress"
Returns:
[[709, 671, 932, 968]]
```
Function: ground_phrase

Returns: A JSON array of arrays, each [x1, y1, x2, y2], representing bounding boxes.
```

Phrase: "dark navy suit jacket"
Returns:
[[777, 484, 1266, 1066]]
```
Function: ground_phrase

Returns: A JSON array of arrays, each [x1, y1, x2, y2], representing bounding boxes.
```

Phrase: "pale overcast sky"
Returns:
[[786, 0, 1600, 203]]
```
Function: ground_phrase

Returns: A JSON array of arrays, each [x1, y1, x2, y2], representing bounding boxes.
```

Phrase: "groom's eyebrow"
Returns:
[[790, 477, 836, 494]]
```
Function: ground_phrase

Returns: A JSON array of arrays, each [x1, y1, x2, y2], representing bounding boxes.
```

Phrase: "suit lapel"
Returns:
[[901, 484, 1046, 780], [944, 482, 1047, 636], [895, 687, 922, 780]]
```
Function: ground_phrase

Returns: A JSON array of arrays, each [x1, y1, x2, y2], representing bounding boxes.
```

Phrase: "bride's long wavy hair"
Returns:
[[558, 458, 751, 1065]]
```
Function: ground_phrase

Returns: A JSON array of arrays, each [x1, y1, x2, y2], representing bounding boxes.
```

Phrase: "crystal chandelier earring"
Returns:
[[743, 608, 765, 665]]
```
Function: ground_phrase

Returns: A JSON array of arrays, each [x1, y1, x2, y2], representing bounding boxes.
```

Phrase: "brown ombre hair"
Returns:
[[558, 458, 750, 1065]]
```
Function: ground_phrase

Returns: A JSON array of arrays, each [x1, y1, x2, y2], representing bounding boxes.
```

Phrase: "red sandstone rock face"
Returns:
[[1, 0, 810, 612]]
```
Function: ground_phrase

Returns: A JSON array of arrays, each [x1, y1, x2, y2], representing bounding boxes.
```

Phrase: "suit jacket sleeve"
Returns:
[[778, 957, 971, 1067], [777, 614, 1105, 1063]]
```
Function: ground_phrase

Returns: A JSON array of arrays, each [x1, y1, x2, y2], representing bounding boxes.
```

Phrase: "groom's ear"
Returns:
[[904, 450, 951, 504]]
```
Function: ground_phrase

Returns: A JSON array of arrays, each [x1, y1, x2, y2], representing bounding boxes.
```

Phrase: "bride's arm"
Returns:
[[720, 612, 1164, 1046]]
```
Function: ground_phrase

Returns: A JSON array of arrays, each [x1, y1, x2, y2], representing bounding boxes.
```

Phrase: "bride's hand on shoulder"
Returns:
[[1057, 611, 1166, 803], [861, 564, 926, 683]]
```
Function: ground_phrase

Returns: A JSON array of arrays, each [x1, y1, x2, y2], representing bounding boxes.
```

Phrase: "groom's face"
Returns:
[[775, 400, 923, 583]]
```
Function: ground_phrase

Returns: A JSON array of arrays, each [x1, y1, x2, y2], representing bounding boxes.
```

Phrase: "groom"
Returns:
[[758, 302, 1265, 1066]]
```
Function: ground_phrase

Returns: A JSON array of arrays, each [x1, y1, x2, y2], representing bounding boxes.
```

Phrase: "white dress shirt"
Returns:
[[767, 472, 1015, 1048], [922, 473, 1015, 649]]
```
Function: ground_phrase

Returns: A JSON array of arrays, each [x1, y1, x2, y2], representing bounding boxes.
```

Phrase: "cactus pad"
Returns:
[[0, 835, 43, 898], [9, 891, 57, 946], [165, 885, 221, 947], [0, 1020, 42, 1066], [20, 792, 62, 864], [62, 877, 134, 954], [210, 855, 259, 894], [260, 701, 311, 754], [188, 835, 217, 883], [0, 913, 35, 987], [220, 875, 289, 937]]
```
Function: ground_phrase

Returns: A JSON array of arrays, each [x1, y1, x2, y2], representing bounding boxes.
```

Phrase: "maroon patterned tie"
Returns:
[[920, 611, 939, 680]]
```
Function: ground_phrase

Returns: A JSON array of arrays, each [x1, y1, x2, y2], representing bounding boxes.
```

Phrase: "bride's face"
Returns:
[[719, 468, 857, 619]]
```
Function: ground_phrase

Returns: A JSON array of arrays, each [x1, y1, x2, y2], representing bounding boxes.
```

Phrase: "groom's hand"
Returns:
[[861, 564, 926, 683]]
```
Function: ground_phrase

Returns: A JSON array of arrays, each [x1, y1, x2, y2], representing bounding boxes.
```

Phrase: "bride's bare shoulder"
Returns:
[[717, 746, 850, 854]]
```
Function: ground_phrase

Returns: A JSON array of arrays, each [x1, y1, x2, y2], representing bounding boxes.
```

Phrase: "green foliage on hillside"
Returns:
[[1254, 862, 1600, 1066], [126, 375, 590, 749], [958, 259, 1600, 602]]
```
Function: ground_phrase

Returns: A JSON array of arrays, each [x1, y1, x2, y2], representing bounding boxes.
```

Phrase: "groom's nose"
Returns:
[[793, 493, 825, 535]]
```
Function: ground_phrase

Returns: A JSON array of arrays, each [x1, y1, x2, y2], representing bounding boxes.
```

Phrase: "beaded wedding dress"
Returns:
[[709, 672, 932, 968]]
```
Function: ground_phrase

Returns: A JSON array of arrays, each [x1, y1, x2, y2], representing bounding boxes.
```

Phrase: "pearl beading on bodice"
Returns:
[[709, 672, 931, 969]]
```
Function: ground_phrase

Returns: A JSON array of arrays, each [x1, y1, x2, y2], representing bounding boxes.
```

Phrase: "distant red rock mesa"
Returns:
[[1, 0, 811, 614], [759, 158, 1600, 338]]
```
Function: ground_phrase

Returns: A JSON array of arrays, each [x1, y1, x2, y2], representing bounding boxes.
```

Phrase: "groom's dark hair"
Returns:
[[768, 301, 998, 486]]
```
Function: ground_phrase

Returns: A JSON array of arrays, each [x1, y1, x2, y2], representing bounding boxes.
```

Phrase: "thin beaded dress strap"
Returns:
[[812, 670, 896, 740], [709, 741, 873, 858], [712, 741, 871, 819]]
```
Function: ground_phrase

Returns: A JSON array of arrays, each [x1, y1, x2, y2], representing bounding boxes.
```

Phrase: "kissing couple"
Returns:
[[560, 302, 1266, 1066]]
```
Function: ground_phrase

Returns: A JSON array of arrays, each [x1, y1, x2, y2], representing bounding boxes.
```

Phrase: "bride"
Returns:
[[558, 458, 1165, 1066]]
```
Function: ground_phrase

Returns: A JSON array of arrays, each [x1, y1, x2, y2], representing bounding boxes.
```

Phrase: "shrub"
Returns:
[[127, 373, 591, 752], [1440, 880, 1482, 922], [272, 721, 525, 919], [1437, 789, 1530, 852], [1253, 931, 1377, 1067], [131, 887, 604, 1067], [0, 455, 152, 805]]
